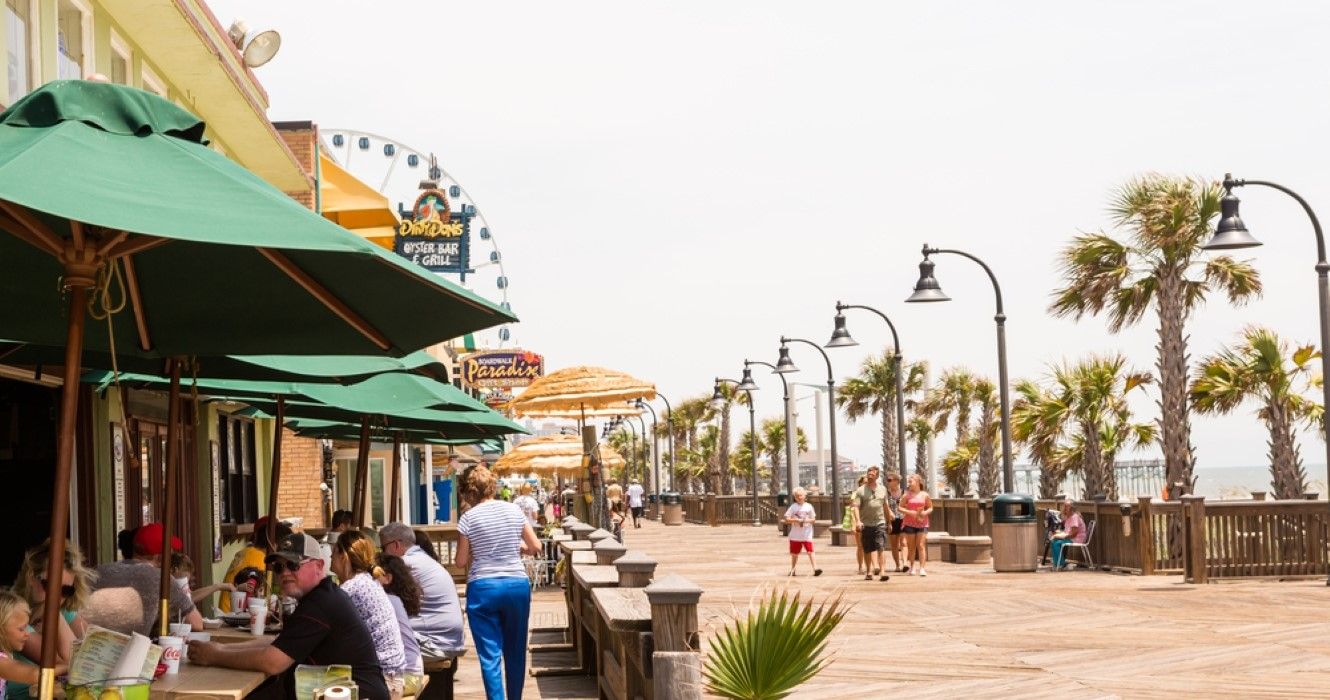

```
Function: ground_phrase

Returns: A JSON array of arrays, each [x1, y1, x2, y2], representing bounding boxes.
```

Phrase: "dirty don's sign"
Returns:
[[461, 351, 544, 388]]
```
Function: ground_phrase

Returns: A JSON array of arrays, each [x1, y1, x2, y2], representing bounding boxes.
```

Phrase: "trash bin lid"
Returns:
[[992, 493, 1036, 523]]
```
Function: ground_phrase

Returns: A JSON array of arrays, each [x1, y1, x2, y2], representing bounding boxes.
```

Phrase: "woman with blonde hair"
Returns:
[[7, 540, 93, 698], [456, 465, 542, 699], [899, 473, 934, 577], [333, 531, 406, 697]]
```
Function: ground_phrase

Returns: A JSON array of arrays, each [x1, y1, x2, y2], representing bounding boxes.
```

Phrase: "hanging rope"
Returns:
[[86, 258, 127, 383]]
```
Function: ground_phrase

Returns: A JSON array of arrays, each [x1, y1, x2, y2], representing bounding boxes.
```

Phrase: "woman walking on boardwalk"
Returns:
[[899, 473, 933, 577]]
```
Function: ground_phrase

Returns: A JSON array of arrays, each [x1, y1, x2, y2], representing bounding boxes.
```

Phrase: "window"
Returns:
[[141, 63, 165, 97], [56, 0, 91, 81], [109, 32, 129, 86], [5, 0, 35, 101], [217, 414, 258, 524]]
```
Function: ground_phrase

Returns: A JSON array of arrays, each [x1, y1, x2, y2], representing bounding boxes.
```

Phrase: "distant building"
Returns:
[[797, 450, 857, 494]]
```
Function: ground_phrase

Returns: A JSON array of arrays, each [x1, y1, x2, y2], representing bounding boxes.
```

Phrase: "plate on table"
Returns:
[[201, 617, 223, 629], [220, 613, 251, 628]]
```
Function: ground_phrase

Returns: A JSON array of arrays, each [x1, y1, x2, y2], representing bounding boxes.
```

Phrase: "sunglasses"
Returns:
[[266, 559, 309, 575], [38, 580, 77, 599]]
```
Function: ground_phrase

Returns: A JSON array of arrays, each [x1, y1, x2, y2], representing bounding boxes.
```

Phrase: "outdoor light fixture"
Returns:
[[228, 19, 281, 68], [709, 379, 726, 411], [735, 367, 759, 392], [774, 344, 798, 373], [906, 250, 951, 303], [824, 312, 858, 348], [777, 336, 845, 521], [1203, 174, 1262, 250]]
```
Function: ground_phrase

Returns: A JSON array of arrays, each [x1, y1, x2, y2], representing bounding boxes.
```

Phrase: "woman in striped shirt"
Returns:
[[456, 465, 542, 700]]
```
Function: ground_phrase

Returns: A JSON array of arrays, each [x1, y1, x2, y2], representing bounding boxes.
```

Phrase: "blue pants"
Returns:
[[1051, 538, 1071, 568], [466, 576, 531, 700]]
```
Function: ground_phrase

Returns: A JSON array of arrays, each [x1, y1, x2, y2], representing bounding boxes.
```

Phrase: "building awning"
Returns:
[[319, 153, 398, 248]]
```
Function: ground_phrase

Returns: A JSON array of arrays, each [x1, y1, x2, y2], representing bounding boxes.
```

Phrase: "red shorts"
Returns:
[[788, 540, 814, 554]]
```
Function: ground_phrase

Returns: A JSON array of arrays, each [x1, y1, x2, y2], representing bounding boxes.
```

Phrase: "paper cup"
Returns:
[[159, 636, 185, 674], [248, 600, 268, 636], [169, 623, 191, 638], [229, 590, 247, 612]]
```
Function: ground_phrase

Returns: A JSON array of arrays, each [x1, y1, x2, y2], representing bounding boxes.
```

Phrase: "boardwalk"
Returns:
[[453, 518, 1330, 699]]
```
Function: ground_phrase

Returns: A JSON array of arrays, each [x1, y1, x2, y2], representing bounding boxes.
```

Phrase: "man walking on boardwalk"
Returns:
[[851, 466, 891, 582], [626, 479, 645, 528]]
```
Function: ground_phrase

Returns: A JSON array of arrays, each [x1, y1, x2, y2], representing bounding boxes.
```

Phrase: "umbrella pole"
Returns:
[[157, 359, 183, 638], [389, 431, 402, 523], [266, 396, 285, 546], [38, 284, 90, 697], [352, 416, 371, 526]]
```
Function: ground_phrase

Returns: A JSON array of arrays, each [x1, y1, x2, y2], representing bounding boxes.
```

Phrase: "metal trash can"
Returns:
[[661, 492, 684, 526], [776, 492, 791, 535], [991, 493, 1038, 572]]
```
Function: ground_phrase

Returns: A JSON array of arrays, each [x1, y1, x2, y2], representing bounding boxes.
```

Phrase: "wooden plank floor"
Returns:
[[455, 519, 1330, 698]]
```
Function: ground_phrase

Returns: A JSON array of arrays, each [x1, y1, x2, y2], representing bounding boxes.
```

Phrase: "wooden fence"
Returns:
[[1182, 496, 1329, 582]]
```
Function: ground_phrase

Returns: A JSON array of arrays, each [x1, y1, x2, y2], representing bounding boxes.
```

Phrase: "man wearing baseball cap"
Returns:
[[91, 522, 202, 636], [189, 532, 389, 700]]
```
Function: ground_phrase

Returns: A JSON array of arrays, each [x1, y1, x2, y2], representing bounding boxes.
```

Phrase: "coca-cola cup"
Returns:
[[159, 636, 185, 673]]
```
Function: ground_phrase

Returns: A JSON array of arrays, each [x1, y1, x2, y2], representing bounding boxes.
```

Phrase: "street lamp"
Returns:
[[633, 412, 650, 486], [907, 244, 1015, 493], [646, 395, 676, 495], [622, 418, 638, 484], [633, 398, 661, 500], [1205, 175, 1330, 586], [828, 302, 909, 479], [776, 336, 843, 521], [746, 359, 796, 494], [715, 377, 761, 526]]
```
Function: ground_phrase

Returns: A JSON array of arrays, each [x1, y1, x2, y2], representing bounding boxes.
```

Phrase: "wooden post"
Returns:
[[1182, 495, 1208, 584], [593, 538, 627, 566], [645, 574, 703, 699], [1137, 496, 1155, 576], [266, 396, 285, 546], [352, 416, 371, 527], [157, 359, 182, 638], [389, 431, 402, 523], [707, 494, 718, 527], [613, 551, 657, 588]]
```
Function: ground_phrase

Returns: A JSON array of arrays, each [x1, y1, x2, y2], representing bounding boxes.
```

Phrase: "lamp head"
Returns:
[[1203, 174, 1261, 250], [825, 312, 858, 348], [228, 19, 281, 68], [709, 379, 726, 410], [774, 344, 799, 374], [736, 367, 760, 392], [906, 252, 950, 303]]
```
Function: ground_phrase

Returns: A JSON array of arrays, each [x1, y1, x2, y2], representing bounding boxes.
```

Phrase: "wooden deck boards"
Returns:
[[453, 518, 1329, 698]]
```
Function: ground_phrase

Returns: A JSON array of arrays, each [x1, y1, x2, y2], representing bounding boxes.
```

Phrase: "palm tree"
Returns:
[[704, 383, 748, 495], [940, 439, 978, 496], [1050, 175, 1261, 499], [1065, 356, 1154, 500], [1190, 327, 1322, 499], [917, 368, 980, 448], [759, 417, 808, 496], [903, 418, 932, 483], [672, 397, 710, 493], [1012, 378, 1070, 498], [837, 356, 927, 476], [972, 379, 1000, 498]]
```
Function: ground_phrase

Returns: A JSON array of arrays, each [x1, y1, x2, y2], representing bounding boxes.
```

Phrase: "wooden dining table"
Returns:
[[149, 663, 267, 699]]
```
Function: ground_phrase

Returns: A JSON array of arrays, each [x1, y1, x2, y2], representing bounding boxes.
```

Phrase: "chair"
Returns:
[[1060, 518, 1096, 570]]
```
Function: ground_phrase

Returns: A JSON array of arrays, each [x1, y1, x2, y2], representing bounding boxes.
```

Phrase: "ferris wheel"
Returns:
[[321, 129, 515, 348]]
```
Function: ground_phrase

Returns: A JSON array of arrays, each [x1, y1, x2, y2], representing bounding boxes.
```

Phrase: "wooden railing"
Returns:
[[1182, 496, 1329, 582]]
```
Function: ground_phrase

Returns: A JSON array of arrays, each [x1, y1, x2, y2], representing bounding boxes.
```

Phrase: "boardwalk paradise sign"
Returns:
[[394, 188, 471, 274], [461, 350, 544, 388]]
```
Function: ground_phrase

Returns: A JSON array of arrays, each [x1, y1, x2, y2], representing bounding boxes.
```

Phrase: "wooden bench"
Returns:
[[829, 525, 855, 547], [812, 519, 833, 538], [926, 532, 953, 562], [952, 535, 993, 564], [419, 649, 466, 700]]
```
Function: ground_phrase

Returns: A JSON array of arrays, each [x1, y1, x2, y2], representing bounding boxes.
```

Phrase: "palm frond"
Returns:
[[1202, 255, 1263, 305]]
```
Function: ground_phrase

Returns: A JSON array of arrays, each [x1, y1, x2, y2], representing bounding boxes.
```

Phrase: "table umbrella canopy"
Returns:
[[283, 417, 501, 448], [492, 433, 625, 475], [513, 401, 643, 419], [0, 81, 516, 356], [506, 366, 655, 415], [237, 398, 527, 438]]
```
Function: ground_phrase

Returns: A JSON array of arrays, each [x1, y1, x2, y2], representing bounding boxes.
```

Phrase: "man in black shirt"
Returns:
[[189, 533, 389, 699]]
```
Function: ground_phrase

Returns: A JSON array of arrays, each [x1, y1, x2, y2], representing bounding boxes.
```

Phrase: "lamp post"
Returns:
[[634, 398, 661, 498], [907, 244, 1015, 493], [746, 359, 796, 494], [623, 418, 638, 484], [633, 412, 650, 485], [827, 302, 909, 478], [654, 395, 676, 494], [1205, 174, 1330, 585], [776, 336, 843, 522], [714, 375, 761, 526]]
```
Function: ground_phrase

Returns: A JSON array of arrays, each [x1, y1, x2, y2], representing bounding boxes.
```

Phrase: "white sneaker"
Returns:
[[907, 566, 916, 576], [919, 568, 928, 577]]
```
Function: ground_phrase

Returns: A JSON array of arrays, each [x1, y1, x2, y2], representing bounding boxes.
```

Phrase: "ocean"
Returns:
[[1194, 465, 1328, 500]]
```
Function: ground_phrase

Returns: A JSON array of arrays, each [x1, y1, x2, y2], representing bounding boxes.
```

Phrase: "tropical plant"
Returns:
[[1050, 175, 1261, 499], [836, 355, 927, 476], [903, 418, 932, 482], [972, 379, 1000, 498], [606, 425, 650, 484], [703, 588, 850, 700], [671, 397, 710, 493], [916, 368, 980, 444], [704, 384, 749, 495], [940, 438, 978, 496], [1012, 379, 1069, 498], [759, 417, 808, 496], [1190, 327, 1322, 499]]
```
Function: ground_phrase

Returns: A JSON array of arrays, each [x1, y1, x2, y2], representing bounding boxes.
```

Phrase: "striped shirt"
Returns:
[[458, 499, 528, 581]]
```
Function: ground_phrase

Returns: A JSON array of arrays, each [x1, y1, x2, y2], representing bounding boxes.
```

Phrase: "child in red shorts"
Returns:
[[783, 487, 822, 576]]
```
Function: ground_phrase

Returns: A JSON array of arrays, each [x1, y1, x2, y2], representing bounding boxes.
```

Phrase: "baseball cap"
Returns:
[[133, 523, 183, 556], [266, 532, 321, 565]]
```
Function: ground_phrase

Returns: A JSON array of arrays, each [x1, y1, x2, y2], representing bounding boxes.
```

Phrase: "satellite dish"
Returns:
[[228, 19, 282, 68]]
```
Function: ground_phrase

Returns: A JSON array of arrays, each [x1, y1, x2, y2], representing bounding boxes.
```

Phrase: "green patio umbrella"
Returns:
[[0, 80, 515, 674]]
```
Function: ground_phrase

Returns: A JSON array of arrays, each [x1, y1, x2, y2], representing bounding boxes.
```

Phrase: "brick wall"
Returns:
[[275, 121, 318, 210], [277, 430, 326, 528]]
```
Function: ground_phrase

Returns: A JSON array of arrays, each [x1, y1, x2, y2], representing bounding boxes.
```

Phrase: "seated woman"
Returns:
[[332, 531, 406, 697], [1050, 500, 1087, 569], [220, 517, 291, 612], [8, 539, 96, 699], [375, 553, 425, 698]]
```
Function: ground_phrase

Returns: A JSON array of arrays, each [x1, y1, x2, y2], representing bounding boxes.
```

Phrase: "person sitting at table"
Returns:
[[188, 532, 389, 700], [1050, 499, 1087, 570], [170, 552, 235, 608], [220, 517, 292, 613], [6, 539, 94, 699], [378, 523, 464, 660], [375, 553, 425, 698], [319, 510, 355, 573], [90, 523, 202, 637], [331, 531, 406, 697]]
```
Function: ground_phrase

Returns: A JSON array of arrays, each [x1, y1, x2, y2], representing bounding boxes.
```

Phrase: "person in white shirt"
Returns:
[[626, 479, 646, 528], [783, 488, 822, 577], [513, 483, 541, 528]]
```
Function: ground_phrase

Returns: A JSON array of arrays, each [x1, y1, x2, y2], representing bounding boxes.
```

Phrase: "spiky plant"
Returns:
[[703, 588, 850, 700]]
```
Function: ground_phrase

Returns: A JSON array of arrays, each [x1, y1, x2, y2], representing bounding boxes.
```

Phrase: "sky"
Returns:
[[211, 1, 1330, 484]]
